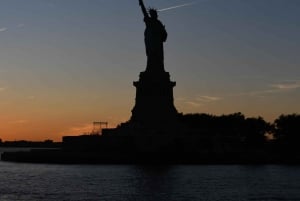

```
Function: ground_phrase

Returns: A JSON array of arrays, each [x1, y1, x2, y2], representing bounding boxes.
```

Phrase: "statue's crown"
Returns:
[[148, 7, 158, 17]]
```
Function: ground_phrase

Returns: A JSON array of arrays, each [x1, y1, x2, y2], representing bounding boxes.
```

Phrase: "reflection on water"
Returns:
[[0, 149, 300, 201]]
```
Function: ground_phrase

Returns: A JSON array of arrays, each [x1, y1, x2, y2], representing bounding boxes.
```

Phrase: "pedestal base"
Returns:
[[131, 70, 178, 128]]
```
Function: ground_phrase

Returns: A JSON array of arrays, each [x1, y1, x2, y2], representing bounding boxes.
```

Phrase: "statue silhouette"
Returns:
[[130, 0, 177, 128], [139, 0, 168, 72]]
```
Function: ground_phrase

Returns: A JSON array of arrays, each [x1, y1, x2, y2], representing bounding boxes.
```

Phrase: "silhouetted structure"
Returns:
[[92, 121, 108, 135], [2, 2, 300, 164], [3, 113, 300, 164], [139, 0, 167, 71], [131, 0, 178, 128], [0, 140, 61, 148]]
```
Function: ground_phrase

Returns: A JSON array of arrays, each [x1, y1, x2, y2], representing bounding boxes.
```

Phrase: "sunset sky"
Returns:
[[0, 0, 300, 141]]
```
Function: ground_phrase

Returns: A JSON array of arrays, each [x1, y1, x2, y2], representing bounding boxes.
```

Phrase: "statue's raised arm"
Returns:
[[139, 0, 149, 18]]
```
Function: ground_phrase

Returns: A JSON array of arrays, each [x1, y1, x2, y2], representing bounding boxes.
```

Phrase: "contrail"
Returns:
[[158, 2, 196, 12]]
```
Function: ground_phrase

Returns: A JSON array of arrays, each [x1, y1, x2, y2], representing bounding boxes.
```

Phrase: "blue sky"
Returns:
[[0, 0, 300, 140]]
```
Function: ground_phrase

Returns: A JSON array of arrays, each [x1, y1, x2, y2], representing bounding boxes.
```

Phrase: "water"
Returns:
[[1, 149, 300, 201]]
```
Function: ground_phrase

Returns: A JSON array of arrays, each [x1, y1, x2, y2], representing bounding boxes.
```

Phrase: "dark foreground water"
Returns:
[[1, 149, 300, 201]]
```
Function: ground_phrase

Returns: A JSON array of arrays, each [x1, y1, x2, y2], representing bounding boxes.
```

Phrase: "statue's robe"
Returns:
[[144, 17, 168, 72]]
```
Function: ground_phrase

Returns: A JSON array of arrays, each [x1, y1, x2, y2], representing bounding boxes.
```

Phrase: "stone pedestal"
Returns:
[[131, 69, 178, 128]]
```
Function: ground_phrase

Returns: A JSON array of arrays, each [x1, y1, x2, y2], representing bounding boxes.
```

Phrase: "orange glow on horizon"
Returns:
[[0, 104, 281, 142], [0, 115, 123, 142]]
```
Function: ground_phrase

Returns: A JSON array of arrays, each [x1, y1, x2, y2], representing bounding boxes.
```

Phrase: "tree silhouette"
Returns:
[[243, 117, 271, 145], [179, 113, 215, 130], [274, 114, 300, 143], [179, 113, 270, 145], [215, 113, 245, 138]]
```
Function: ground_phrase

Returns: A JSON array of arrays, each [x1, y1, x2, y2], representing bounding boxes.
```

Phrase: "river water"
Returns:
[[0, 148, 300, 201]]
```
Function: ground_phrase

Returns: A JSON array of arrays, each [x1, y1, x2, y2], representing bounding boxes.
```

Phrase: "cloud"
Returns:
[[236, 89, 277, 97], [27, 95, 36, 100], [270, 80, 300, 90], [0, 87, 6, 92], [17, 24, 25, 28], [60, 123, 93, 136], [185, 101, 203, 107], [9, 120, 28, 124], [0, 27, 8, 32], [179, 95, 222, 108], [235, 80, 300, 97], [196, 96, 222, 102], [176, 97, 187, 101]]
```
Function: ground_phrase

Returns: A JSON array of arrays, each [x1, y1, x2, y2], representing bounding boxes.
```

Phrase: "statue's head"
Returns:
[[149, 8, 158, 19]]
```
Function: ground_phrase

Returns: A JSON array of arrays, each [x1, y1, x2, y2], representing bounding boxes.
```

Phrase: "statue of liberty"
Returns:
[[139, 0, 168, 72], [130, 0, 178, 128]]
